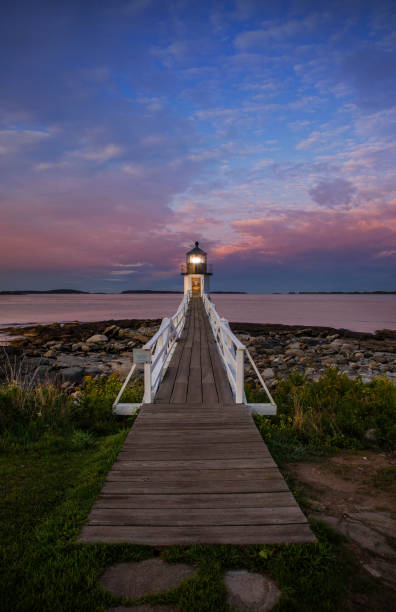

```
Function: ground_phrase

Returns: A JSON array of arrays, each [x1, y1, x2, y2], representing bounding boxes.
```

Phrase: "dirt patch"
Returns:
[[287, 450, 396, 516], [286, 451, 396, 610]]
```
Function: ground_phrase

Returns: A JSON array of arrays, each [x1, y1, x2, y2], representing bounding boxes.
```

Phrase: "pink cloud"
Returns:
[[213, 199, 396, 263]]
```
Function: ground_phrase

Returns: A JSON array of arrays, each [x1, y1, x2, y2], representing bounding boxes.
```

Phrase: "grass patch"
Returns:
[[373, 466, 396, 490], [246, 368, 396, 463], [0, 428, 155, 612], [0, 373, 143, 445]]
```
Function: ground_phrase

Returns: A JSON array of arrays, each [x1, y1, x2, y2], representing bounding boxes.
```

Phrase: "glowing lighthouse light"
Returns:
[[181, 241, 213, 297]]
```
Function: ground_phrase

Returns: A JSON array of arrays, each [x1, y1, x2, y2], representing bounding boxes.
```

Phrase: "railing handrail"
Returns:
[[204, 296, 245, 349], [113, 290, 191, 411], [202, 293, 276, 413]]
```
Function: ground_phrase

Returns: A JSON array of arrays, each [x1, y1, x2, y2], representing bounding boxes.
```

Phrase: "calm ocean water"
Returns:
[[0, 293, 395, 333]]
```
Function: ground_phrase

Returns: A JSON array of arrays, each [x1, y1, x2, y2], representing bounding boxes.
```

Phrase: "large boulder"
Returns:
[[86, 334, 108, 344], [103, 325, 119, 338]]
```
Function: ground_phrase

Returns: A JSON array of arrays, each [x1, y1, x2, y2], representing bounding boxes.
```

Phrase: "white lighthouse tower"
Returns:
[[181, 241, 212, 297]]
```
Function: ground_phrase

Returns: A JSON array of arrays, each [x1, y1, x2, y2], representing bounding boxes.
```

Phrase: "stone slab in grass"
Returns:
[[347, 511, 396, 540], [101, 558, 197, 600], [225, 570, 281, 611], [315, 514, 395, 558]]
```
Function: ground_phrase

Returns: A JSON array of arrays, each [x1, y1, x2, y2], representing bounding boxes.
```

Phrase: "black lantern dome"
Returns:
[[181, 241, 212, 276], [186, 241, 206, 258]]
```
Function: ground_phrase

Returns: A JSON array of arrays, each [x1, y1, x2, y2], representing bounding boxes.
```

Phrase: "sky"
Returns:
[[1, 0, 395, 292]]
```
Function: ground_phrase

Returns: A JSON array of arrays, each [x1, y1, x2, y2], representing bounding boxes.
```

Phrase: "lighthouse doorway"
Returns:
[[191, 277, 201, 297]]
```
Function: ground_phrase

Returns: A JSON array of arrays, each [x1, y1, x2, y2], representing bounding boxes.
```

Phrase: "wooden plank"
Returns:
[[126, 428, 260, 444], [100, 478, 288, 495], [137, 407, 252, 417], [201, 313, 220, 404], [133, 423, 257, 431], [93, 491, 296, 509], [138, 407, 250, 416], [80, 523, 316, 545], [171, 347, 192, 403], [116, 448, 271, 460], [186, 300, 203, 403], [106, 467, 283, 482], [111, 458, 277, 470], [154, 340, 184, 403], [121, 438, 268, 447], [132, 423, 256, 431], [186, 366, 202, 403], [117, 446, 271, 458], [88, 506, 307, 526], [143, 403, 241, 410], [122, 439, 264, 449], [136, 414, 250, 424], [130, 426, 259, 435]]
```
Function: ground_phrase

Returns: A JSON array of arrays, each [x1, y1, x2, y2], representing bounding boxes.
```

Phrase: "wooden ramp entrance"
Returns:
[[80, 299, 315, 545]]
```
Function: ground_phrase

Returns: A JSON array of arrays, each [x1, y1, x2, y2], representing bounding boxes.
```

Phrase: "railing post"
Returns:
[[235, 347, 244, 403], [143, 359, 152, 403]]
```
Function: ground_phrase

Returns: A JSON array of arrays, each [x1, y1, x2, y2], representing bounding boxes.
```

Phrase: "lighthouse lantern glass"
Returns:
[[190, 255, 202, 264]]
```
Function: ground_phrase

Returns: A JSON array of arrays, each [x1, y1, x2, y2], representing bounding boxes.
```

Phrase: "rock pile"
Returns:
[[230, 323, 396, 388], [1, 319, 161, 389], [1, 319, 395, 391]]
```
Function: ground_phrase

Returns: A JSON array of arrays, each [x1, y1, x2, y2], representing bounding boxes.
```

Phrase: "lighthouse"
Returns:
[[181, 241, 213, 297]]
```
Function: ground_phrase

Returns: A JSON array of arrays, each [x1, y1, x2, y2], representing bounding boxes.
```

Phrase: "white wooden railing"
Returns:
[[202, 293, 277, 415], [113, 290, 276, 416], [113, 291, 191, 415]]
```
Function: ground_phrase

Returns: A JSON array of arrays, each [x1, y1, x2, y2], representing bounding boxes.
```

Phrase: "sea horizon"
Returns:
[[1, 293, 395, 334]]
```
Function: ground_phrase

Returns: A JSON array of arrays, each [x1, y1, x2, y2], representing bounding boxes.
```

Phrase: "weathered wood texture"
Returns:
[[80, 298, 315, 545]]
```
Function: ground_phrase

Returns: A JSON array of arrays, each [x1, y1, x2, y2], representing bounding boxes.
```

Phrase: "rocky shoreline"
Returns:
[[231, 321, 396, 388], [1, 318, 395, 390]]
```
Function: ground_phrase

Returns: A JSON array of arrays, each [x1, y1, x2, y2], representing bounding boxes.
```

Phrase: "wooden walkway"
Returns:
[[80, 298, 315, 545]]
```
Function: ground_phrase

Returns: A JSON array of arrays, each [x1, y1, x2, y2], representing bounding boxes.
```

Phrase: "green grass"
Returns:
[[373, 466, 396, 490], [0, 373, 144, 443], [246, 368, 396, 463], [1, 370, 393, 610]]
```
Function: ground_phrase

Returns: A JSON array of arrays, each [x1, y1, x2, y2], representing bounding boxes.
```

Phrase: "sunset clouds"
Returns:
[[1, 0, 395, 291]]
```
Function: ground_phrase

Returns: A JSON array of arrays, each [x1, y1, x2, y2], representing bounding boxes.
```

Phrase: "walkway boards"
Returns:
[[80, 298, 315, 545], [80, 405, 314, 544], [154, 297, 234, 405]]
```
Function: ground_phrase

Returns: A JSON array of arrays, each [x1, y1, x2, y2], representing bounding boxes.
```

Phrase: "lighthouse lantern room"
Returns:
[[181, 241, 212, 297]]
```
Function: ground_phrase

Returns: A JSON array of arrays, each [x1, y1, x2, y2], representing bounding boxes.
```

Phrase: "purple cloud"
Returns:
[[309, 178, 356, 208]]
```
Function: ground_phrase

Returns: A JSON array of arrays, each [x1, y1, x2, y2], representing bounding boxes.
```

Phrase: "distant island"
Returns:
[[1, 289, 247, 295], [121, 290, 182, 294], [291, 291, 396, 295], [0, 289, 89, 295], [121, 290, 247, 294], [2, 289, 393, 296]]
